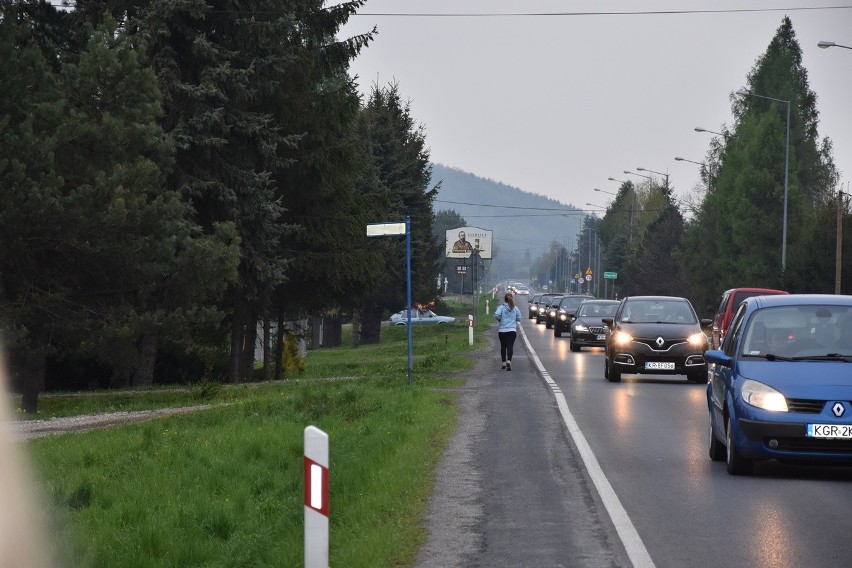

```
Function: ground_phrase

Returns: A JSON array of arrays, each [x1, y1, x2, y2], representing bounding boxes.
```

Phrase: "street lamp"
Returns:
[[637, 166, 670, 198], [624, 169, 651, 182], [594, 187, 616, 196], [695, 126, 724, 136], [819, 40, 852, 50], [607, 177, 626, 184], [586, 202, 607, 210], [675, 156, 713, 192], [736, 88, 790, 272]]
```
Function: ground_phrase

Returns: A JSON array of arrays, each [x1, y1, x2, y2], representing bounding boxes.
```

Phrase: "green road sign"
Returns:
[[604, 272, 617, 279]]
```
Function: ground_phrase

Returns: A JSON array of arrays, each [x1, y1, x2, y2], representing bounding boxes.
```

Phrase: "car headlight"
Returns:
[[531, 306, 538, 312], [574, 323, 588, 332], [559, 314, 567, 321], [687, 332, 707, 347], [741, 379, 788, 412], [612, 331, 633, 346], [549, 310, 556, 316]]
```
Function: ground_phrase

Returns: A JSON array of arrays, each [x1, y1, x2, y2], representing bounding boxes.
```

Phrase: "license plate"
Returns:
[[596, 334, 606, 340], [807, 424, 852, 439], [645, 361, 675, 370]]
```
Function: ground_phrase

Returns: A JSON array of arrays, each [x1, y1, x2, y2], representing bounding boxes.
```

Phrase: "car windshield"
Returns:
[[559, 297, 588, 310], [741, 305, 852, 358], [621, 299, 696, 324], [578, 302, 618, 317]]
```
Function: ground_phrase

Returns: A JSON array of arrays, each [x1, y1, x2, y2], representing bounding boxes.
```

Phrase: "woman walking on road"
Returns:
[[494, 292, 522, 371]]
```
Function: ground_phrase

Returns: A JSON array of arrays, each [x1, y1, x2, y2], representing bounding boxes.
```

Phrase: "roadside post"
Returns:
[[468, 314, 474, 346], [367, 217, 413, 385], [304, 426, 329, 568]]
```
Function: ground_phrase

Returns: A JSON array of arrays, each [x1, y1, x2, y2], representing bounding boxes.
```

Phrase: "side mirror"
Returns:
[[704, 349, 732, 367], [700, 318, 713, 328], [602, 317, 614, 327]]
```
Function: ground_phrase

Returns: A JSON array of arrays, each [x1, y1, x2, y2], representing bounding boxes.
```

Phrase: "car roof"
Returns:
[[747, 293, 852, 309], [622, 295, 689, 302], [723, 287, 789, 295], [582, 299, 619, 304]]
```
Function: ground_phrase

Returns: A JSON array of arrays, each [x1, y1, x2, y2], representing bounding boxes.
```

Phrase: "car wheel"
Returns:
[[546, 321, 552, 329], [605, 357, 621, 382], [554, 328, 561, 338], [570, 337, 580, 352], [726, 415, 753, 475], [709, 420, 725, 461]]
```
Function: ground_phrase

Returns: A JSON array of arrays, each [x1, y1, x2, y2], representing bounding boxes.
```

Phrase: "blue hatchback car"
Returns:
[[706, 294, 852, 475]]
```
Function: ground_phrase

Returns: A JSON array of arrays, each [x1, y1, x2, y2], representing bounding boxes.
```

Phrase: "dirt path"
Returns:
[[8, 405, 216, 440]]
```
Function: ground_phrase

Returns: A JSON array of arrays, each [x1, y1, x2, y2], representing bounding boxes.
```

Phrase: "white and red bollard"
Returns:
[[304, 426, 329, 568], [468, 314, 474, 345]]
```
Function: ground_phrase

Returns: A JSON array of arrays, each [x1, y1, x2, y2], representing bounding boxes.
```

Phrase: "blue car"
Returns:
[[706, 294, 852, 475]]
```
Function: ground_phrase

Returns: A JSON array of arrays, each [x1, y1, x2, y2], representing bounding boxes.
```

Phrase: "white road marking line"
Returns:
[[519, 325, 656, 568]]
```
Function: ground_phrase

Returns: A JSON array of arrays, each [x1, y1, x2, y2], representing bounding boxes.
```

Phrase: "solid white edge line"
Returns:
[[519, 325, 656, 568]]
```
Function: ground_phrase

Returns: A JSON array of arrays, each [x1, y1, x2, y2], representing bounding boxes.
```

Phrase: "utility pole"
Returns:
[[837, 187, 848, 294]]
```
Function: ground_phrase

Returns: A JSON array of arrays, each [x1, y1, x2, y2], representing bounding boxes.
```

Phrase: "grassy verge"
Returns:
[[24, 299, 493, 567]]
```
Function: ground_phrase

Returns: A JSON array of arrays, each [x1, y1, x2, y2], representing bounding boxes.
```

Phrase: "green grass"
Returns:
[[24, 299, 493, 567]]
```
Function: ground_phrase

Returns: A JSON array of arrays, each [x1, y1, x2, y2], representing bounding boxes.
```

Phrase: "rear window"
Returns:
[[732, 291, 769, 310]]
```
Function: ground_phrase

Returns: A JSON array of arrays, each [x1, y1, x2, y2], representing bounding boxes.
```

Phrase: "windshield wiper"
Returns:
[[791, 354, 852, 362], [745, 353, 852, 362]]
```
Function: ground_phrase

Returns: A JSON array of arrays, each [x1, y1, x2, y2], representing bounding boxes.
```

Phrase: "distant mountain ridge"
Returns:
[[429, 163, 585, 260]]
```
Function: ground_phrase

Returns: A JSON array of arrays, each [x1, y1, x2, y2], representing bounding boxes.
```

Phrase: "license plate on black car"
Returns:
[[645, 361, 675, 370]]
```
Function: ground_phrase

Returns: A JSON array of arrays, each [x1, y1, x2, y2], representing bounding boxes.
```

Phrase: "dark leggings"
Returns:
[[498, 331, 517, 362]]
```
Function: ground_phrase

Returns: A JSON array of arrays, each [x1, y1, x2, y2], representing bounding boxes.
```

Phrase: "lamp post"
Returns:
[[695, 126, 725, 136], [737, 88, 791, 272], [624, 169, 651, 182], [637, 166, 670, 198], [675, 156, 713, 192], [837, 189, 849, 294], [819, 40, 852, 50]]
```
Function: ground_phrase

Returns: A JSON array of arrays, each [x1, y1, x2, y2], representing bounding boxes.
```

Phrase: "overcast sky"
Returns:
[[340, 1, 852, 216]]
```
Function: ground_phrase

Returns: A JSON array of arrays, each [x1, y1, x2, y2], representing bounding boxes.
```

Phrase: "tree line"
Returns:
[[535, 17, 847, 315], [0, 0, 442, 412]]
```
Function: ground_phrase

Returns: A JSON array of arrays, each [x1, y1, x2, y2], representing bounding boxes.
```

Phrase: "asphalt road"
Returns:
[[417, 295, 852, 568]]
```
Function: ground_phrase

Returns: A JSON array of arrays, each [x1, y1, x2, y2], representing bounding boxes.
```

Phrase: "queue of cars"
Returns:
[[526, 285, 852, 476]]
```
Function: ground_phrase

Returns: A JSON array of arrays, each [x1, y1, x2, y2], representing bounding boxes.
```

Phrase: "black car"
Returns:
[[553, 295, 596, 336], [602, 295, 712, 383], [528, 294, 543, 319], [566, 299, 619, 350], [542, 295, 565, 327], [535, 294, 560, 324]]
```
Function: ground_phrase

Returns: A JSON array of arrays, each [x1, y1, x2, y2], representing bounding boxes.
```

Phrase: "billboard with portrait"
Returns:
[[445, 226, 493, 259]]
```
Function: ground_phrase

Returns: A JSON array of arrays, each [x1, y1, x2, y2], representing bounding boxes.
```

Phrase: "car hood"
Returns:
[[577, 317, 610, 326], [736, 359, 852, 398], [618, 322, 701, 338]]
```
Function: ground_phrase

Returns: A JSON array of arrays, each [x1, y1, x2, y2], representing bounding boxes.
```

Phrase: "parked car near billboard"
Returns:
[[390, 309, 456, 325]]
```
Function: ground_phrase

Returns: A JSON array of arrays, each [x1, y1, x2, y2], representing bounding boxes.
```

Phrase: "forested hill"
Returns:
[[429, 163, 585, 260]]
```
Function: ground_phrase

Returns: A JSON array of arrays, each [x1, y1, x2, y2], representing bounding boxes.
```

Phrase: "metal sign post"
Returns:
[[367, 217, 413, 385]]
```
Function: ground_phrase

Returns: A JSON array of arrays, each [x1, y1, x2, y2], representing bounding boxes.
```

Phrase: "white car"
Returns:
[[514, 285, 531, 295], [390, 309, 456, 325]]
